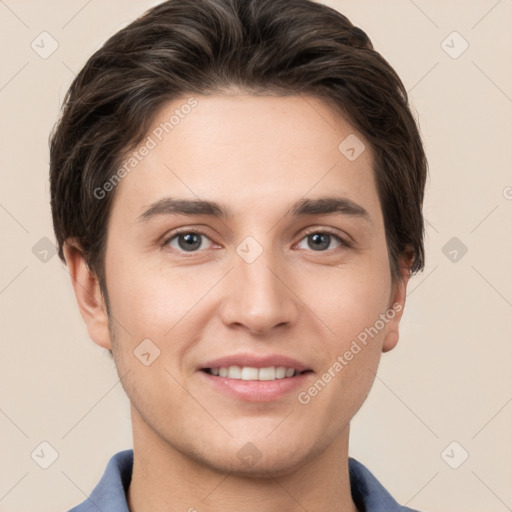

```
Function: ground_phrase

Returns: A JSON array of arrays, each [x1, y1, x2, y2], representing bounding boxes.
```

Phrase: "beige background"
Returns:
[[1, 1, 511, 511]]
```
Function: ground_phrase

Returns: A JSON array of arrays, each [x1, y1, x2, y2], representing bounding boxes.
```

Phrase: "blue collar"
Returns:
[[68, 449, 420, 512]]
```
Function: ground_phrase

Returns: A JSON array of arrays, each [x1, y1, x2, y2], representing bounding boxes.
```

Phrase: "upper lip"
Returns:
[[200, 353, 311, 373]]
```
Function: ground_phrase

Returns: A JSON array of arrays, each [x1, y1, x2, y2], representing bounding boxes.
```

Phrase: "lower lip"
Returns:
[[198, 370, 313, 402]]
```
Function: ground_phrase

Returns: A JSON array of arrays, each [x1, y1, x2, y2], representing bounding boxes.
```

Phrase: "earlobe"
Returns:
[[382, 257, 412, 353], [63, 240, 112, 350]]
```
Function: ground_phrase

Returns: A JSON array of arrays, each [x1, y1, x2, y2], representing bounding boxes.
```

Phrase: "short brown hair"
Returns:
[[49, 0, 427, 296]]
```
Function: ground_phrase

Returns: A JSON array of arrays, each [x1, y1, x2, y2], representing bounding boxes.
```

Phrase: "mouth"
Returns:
[[197, 354, 314, 401], [201, 366, 313, 381]]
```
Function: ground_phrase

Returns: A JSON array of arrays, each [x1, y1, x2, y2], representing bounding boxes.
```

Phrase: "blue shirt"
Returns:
[[68, 449, 420, 512]]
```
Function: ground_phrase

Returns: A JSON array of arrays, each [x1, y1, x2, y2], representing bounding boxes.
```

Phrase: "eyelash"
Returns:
[[161, 227, 352, 254]]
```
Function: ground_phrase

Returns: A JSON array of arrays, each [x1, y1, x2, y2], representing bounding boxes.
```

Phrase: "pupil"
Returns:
[[179, 233, 201, 251], [310, 233, 329, 250], [177, 233, 330, 252]]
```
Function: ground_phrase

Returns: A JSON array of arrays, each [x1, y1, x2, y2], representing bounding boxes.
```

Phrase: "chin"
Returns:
[[191, 436, 318, 478], [210, 452, 312, 478]]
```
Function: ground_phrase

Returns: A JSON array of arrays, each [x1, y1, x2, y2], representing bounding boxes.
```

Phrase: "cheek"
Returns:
[[309, 262, 392, 346], [106, 255, 194, 337], [302, 255, 392, 414], [105, 260, 201, 415], [297, 272, 390, 432]]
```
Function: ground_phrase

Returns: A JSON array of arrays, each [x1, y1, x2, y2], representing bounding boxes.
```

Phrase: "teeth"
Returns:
[[241, 366, 259, 380], [208, 366, 299, 381], [275, 366, 286, 379], [258, 367, 275, 380], [227, 366, 241, 379]]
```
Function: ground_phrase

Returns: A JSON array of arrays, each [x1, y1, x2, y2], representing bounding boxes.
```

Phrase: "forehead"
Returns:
[[110, 94, 380, 221]]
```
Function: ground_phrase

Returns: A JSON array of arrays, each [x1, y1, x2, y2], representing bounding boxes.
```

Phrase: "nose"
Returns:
[[218, 241, 299, 336]]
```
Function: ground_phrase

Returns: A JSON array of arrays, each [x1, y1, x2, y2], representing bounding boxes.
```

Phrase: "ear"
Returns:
[[63, 240, 112, 350], [381, 253, 413, 353]]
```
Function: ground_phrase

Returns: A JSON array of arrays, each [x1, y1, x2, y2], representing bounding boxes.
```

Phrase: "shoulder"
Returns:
[[65, 450, 133, 512], [349, 457, 422, 512]]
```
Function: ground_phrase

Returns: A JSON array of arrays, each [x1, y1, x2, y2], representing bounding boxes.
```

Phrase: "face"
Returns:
[[74, 94, 409, 476]]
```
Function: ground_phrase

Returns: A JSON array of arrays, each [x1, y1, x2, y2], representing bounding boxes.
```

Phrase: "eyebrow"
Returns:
[[137, 196, 370, 223]]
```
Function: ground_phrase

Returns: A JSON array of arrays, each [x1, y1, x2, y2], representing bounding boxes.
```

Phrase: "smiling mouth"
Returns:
[[201, 366, 313, 381]]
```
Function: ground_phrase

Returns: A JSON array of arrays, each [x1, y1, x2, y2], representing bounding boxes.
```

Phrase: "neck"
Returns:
[[127, 406, 358, 512]]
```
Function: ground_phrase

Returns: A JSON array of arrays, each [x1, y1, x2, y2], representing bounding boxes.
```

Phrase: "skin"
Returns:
[[64, 93, 411, 512]]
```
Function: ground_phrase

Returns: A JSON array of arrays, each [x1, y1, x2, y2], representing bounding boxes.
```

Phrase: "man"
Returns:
[[50, 0, 427, 510]]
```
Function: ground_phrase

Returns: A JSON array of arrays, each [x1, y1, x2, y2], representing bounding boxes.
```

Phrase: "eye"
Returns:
[[296, 230, 349, 252], [164, 230, 214, 253], [162, 228, 351, 254]]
